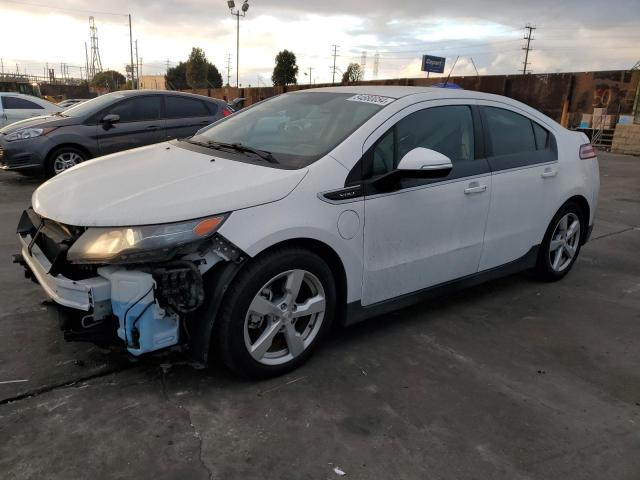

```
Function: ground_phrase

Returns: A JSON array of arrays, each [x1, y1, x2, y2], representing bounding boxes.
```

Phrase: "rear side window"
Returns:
[[165, 96, 210, 118], [105, 96, 161, 122], [2, 96, 44, 109], [483, 107, 536, 156]]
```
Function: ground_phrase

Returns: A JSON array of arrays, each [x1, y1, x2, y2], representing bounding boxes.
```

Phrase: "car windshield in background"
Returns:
[[191, 92, 389, 168], [61, 93, 126, 117]]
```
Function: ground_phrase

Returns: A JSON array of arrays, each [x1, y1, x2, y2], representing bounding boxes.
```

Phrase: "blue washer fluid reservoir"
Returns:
[[107, 269, 179, 356]]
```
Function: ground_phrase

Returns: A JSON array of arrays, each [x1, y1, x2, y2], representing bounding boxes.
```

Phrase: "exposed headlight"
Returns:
[[5, 127, 56, 142], [67, 215, 228, 264]]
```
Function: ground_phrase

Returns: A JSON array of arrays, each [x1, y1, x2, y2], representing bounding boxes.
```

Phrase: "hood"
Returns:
[[0, 114, 76, 134], [32, 142, 308, 226]]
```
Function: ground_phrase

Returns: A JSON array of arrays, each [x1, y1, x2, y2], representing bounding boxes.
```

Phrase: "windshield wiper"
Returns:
[[188, 139, 278, 164]]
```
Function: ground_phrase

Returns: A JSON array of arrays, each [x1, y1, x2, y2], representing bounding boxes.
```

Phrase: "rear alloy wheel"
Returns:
[[216, 248, 336, 378], [536, 202, 584, 281], [47, 147, 86, 177]]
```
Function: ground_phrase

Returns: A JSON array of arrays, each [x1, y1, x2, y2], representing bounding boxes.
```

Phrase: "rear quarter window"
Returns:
[[165, 96, 211, 118]]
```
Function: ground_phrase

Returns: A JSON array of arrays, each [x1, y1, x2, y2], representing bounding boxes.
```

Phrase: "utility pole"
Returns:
[[373, 51, 380, 79], [522, 24, 536, 75], [128, 14, 135, 89], [307, 67, 313, 85], [84, 43, 89, 82], [225, 54, 232, 87], [135, 40, 140, 89], [331, 45, 339, 85], [0, 58, 3, 74], [360, 51, 367, 80]]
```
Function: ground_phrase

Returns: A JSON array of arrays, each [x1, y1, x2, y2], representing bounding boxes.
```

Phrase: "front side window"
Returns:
[[2, 96, 43, 109], [191, 92, 387, 168], [105, 96, 161, 122], [367, 105, 475, 178]]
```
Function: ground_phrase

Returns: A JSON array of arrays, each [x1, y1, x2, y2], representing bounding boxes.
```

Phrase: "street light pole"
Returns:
[[228, 1, 249, 88]]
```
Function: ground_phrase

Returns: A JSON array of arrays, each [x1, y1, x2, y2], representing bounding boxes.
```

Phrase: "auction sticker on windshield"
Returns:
[[346, 94, 395, 106]]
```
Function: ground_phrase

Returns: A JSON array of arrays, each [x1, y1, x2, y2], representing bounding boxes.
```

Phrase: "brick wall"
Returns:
[[612, 124, 640, 156]]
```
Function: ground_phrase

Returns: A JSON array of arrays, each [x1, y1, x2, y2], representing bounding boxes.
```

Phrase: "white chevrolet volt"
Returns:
[[16, 86, 600, 377]]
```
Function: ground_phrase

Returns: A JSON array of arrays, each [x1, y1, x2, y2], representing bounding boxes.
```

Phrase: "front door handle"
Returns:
[[541, 167, 558, 178], [146, 125, 159, 129], [464, 181, 487, 195]]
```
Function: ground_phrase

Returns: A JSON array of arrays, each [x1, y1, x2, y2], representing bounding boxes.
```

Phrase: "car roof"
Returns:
[[293, 85, 512, 103], [114, 89, 223, 102]]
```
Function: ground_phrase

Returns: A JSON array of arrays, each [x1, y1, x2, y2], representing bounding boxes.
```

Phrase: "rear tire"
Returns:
[[46, 146, 87, 177], [535, 201, 584, 281], [214, 247, 336, 378]]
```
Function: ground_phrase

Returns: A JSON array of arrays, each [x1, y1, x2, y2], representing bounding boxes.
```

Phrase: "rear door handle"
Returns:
[[541, 167, 558, 178], [146, 125, 159, 129], [464, 181, 487, 195]]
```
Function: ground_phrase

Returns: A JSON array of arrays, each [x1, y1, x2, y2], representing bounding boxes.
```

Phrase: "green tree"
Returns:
[[165, 61, 188, 90], [90, 70, 126, 90], [272, 50, 298, 86], [186, 47, 209, 89], [342, 63, 363, 84], [207, 63, 223, 88]]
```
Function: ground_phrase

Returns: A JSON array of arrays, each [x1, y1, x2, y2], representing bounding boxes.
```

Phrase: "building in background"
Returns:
[[139, 75, 166, 90]]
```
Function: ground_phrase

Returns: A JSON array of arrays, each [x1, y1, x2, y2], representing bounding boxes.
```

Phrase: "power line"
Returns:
[[522, 24, 536, 74], [1, 0, 128, 16]]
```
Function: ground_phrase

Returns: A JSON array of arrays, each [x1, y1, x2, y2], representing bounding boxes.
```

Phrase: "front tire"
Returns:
[[535, 202, 584, 281], [46, 146, 87, 177], [215, 247, 336, 378]]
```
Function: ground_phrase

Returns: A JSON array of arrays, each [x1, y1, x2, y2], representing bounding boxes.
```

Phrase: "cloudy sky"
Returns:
[[1, 0, 638, 86]]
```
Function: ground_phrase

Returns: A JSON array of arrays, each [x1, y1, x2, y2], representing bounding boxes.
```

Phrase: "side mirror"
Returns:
[[101, 113, 120, 125], [396, 147, 453, 175]]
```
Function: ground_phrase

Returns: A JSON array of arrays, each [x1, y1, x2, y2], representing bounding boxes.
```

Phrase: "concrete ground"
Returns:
[[0, 151, 639, 480]]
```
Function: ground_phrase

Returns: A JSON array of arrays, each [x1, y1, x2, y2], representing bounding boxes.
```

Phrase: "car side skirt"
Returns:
[[344, 245, 540, 326]]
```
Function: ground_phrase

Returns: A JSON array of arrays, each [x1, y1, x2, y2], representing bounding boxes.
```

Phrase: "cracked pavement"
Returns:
[[1, 151, 639, 479]]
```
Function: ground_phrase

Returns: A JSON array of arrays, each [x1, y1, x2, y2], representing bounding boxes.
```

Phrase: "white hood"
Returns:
[[32, 142, 307, 226]]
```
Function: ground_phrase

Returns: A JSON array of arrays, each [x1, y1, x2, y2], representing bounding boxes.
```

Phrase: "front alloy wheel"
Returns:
[[244, 269, 326, 365], [215, 247, 336, 378]]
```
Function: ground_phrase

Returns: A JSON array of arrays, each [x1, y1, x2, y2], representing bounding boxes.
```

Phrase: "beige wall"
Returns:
[[139, 75, 166, 90], [612, 124, 640, 156]]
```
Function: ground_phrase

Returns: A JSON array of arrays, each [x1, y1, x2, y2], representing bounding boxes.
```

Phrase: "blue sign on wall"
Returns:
[[421, 55, 446, 73]]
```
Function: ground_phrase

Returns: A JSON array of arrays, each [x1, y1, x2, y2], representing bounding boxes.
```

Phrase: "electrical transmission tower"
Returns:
[[331, 45, 340, 84], [522, 24, 536, 75], [360, 51, 367, 80], [88, 16, 103, 80], [373, 51, 380, 79]]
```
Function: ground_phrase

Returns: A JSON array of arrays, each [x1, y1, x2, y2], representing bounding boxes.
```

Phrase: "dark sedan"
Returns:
[[0, 90, 231, 176]]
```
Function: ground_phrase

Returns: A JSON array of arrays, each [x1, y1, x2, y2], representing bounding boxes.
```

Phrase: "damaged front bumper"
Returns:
[[15, 209, 245, 358]]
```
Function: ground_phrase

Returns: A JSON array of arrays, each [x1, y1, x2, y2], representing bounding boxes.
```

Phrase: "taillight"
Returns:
[[222, 108, 232, 117], [579, 143, 596, 160]]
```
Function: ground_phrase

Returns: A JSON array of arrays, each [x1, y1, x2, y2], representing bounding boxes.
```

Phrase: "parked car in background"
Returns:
[[0, 90, 232, 176], [57, 98, 88, 109], [0, 92, 61, 128], [15, 87, 599, 378]]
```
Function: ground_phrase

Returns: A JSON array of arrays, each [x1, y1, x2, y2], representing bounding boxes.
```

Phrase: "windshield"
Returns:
[[191, 92, 389, 168], [61, 92, 126, 117]]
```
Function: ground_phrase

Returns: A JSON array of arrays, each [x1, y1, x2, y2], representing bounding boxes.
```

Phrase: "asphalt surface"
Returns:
[[0, 151, 639, 480]]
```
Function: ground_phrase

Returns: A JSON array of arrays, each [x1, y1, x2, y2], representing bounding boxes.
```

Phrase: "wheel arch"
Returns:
[[563, 194, 591, 244], [250, 237, 349, 324], [46, 143, 92, 163], [189, 236, 350, 366]]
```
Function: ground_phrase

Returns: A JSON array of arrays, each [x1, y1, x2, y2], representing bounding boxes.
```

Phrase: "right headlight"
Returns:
[[66, 215, 228, 264], [5, 127, 56, 142]]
